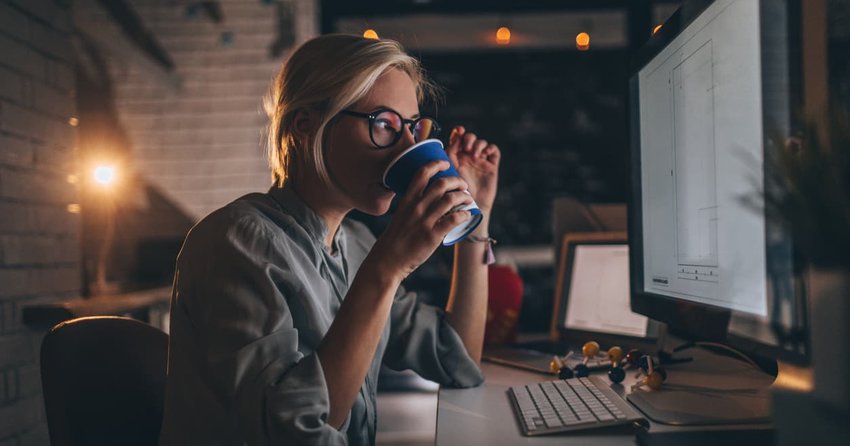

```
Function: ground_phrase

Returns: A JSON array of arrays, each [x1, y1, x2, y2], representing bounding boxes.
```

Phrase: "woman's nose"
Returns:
[[398, 125, 417, 148]]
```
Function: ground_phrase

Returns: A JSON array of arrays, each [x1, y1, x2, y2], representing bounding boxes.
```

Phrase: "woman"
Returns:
[[159, 34, 501, 446]]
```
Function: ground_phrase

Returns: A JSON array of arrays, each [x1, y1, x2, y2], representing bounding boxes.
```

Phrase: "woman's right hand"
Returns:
[[369, 160, 474, 281]]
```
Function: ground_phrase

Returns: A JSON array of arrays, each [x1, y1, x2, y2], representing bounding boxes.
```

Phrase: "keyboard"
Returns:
[[508, 376, 645, 436]]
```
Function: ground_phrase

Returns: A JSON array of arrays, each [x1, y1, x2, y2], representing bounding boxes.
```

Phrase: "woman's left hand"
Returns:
[[445, 126, 501, 212]]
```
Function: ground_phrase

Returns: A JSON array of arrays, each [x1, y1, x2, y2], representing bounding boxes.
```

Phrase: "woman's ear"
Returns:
[[292, 109, 317, 143]]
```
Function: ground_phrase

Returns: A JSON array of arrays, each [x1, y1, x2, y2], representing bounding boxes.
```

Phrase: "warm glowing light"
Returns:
[[93, 165, 116, 186], [68, 117, 79, 126], [66, 174, 78, 184], [363, 29, 379, 40], [496, 26, 511, 45], [67, 204, 81, 214], [576, 32, 590, 51], [652, 24, 663, 35]]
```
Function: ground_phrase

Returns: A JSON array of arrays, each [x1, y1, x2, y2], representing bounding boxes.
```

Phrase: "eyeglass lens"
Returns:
[[371, 110, 437, 147]]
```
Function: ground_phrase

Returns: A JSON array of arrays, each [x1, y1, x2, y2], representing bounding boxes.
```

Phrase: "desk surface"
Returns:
[[437, 362, 639, 445], [436, 350, 775, 446]]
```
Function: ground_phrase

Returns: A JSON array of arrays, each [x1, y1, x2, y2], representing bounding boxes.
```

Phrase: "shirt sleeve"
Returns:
[[382, 284, 484, 388], [173, 214, 348, 445]]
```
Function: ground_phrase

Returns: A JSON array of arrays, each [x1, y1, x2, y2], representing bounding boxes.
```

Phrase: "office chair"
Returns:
[[40, 316, 168, 446]]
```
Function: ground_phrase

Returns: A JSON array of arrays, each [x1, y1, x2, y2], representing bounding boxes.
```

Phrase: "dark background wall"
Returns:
[[0, 0, 78, 444]]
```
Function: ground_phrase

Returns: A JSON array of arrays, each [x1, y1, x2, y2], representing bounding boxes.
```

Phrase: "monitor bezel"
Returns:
[[627, 0, 810, 365]]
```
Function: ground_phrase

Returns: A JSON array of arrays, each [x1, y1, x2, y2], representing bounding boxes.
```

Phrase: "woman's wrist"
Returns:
[[361, 247, 406, 288]]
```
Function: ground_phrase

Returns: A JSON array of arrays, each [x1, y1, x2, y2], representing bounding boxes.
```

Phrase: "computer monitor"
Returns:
[[629, 0, 807, 363], [549, 233, 657, 345], [628, 0, 808, 424]]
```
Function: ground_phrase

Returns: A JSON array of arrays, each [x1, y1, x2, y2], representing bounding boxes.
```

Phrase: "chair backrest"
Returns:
[[40, 316, 168, 446]]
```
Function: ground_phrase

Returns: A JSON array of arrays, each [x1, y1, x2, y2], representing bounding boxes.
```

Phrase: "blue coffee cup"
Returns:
[[383, 139, 483, 246]]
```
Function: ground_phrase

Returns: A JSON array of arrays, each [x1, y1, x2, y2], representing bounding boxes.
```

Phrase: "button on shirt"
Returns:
[[159, 185, 484, 446]]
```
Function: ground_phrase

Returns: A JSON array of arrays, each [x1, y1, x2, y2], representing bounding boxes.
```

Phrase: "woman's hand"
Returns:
[[445, 126, 501, 212], [369, 161, 474, 281]]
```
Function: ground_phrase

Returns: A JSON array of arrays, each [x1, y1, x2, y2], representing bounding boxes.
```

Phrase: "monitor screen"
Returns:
[[636, 0, 767, 315], [629, 0, 807, 362], [564, 244, 649, 338]]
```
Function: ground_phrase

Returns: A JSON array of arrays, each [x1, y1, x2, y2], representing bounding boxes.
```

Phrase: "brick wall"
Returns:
[[75, 0, 319, 221], [0, 0, 79, 444]]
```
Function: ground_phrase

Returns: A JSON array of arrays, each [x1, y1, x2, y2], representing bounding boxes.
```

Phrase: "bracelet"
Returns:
[[466, 235, 497, 245], [465, 235, 497, 265]]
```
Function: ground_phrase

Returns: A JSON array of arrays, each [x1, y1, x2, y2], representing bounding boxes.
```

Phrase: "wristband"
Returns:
[[465, 235, 497, 265]]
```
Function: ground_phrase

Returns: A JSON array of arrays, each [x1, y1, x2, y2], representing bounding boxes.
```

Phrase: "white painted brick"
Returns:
[[43, 58, 73, 91], [138, 157, 265, 177], [9, 0, 64, 29], [127, 109, 265, 131], [2, 301, 18, 334], [86, 0, 318, 221], [18, 424, 50, 446], [0, 33, 44, 79], [31, 267, 80, 295], [0, 64, 26, 103], [0, 102, 73, 143], [0, 267, 79, 299], [33, 143, 75, 172], [0, 269, 30, 298], [0, 202, 79, 236], [0, 134, 35, 168], [0, 334, 33, 367], [0, 395, 42, 438], [0, 201, 31, 233], [32, 204, 80, 236], [0, 235, 77, 266], [0, 4, 30, 41], [28, 77, 74, 118], [16, 364, 41, 398], [133, 141, 266, 161], [0, 167, 76, 204], [28, 19, 72, 62], [130, 127, 262, 146]]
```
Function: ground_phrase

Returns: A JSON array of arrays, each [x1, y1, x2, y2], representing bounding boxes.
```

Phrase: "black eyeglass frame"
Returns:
[[339, 108, 441, 149]]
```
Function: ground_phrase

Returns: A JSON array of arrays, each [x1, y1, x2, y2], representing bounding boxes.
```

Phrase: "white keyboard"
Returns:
[[508, 376, 645, 436]]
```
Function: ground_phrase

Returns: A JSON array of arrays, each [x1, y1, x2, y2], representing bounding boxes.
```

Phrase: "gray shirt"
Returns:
[[159, 185, 484, 446]]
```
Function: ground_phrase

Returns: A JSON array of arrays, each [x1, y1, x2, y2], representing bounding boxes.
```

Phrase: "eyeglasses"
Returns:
[[339, 108, 441, 149]]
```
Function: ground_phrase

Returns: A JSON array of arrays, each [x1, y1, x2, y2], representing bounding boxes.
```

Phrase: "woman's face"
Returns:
[[324, 68, 419, 216]]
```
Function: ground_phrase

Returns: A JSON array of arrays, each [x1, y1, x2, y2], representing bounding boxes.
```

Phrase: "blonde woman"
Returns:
[[160, 34, 501, 446]]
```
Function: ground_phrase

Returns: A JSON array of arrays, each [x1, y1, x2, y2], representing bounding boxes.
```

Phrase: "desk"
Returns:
[[437, 362, 638, 445], [437, 351, 775, 446]]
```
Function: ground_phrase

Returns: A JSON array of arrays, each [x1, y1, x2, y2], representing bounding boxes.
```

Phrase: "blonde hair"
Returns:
[[265, 34, 441, 187]]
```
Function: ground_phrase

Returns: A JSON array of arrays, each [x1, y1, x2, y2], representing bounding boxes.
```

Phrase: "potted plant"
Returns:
[[761, 107, 850, 445]]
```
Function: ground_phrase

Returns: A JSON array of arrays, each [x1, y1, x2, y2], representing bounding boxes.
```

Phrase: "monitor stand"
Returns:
[[625, 339, 776, 425]]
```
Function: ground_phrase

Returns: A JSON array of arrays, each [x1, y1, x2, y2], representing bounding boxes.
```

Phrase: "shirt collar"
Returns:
[[268, 184, 344, 252]]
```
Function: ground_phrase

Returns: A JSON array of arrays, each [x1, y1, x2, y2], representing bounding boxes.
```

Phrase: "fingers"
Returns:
[[425, 189, 473, 224], [398, 160, 450, 208], [483, 143, 501, 164], [434, 209, 472, 235], [446, 126, 465, 163], [448, 126, 466, 148]]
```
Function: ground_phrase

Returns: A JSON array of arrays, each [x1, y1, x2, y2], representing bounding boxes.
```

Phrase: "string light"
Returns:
[[652, 24, 663, 35], [496, 26, 511, 45], [576, 32, 590, 51]]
